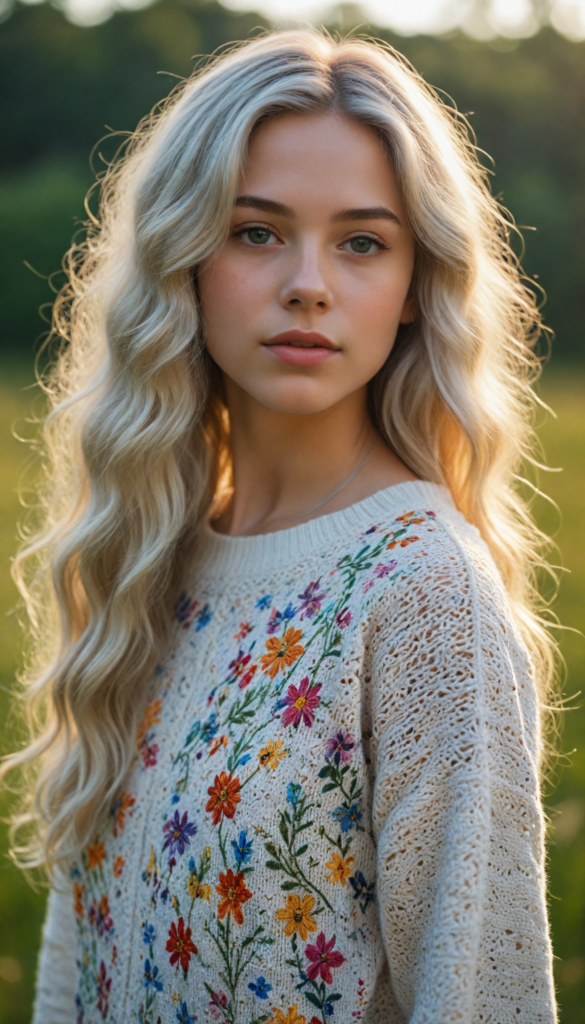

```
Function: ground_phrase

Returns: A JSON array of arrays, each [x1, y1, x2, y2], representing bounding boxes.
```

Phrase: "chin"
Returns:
[[254, 379, 344, 416]]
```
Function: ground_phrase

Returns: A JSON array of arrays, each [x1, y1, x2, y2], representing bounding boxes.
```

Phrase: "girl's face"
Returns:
[[199, 112, 416, 416]]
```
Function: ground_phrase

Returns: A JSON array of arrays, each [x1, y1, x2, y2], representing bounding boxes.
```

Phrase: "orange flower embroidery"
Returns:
[[87, 840, 106, 871], [325, 851, 355, 887], [275, 893, 317, 941], [113, 856, 126, 877], [112, 791, 136, 837], [206, 771, 241, 825], [136, 698, 162, 746], [260, 628, 304, 679], [73, 881, 85, 917], [216, 869, 252, 925]]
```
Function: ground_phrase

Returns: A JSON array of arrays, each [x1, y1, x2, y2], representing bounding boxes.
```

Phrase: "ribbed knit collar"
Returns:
[[195, 480, 453, 579]]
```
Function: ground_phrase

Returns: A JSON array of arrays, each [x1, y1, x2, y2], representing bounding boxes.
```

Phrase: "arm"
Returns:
[[32, 880, 78, 1024], [369, 533, 556, 1023]]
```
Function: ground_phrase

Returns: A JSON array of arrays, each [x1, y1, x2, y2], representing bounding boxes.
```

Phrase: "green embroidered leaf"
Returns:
[[318, 765, 332, 779], [321, 783, 337, 793], [294, 844, 308, 857], [279, 818, 290, 844], [265, 860, 282, 871], [280, 880, 297, 891], [304, 991, 322, 1009]]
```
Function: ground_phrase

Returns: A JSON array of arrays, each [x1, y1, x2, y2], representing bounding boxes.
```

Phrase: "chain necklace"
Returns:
[[266, 440, 376, 526]]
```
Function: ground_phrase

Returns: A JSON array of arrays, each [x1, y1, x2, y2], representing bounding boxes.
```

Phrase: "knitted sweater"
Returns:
[[33, 481, 557, 1024]]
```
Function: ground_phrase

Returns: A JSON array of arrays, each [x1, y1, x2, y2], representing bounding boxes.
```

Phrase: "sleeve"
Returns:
[[368, 530, 557, 1024], [32, 879, 78, 1024]]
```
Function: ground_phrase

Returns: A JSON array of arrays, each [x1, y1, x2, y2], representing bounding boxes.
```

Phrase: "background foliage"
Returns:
[[0, 2, 583, 1021]]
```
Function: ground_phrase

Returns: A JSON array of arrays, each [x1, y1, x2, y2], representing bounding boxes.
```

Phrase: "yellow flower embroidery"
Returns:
[[188, 875, 212, 901], [275, 892, 317, 941], [267, 1006, 306, 1024], [325, 851, 355, 887], [258, 738, 287, 770]]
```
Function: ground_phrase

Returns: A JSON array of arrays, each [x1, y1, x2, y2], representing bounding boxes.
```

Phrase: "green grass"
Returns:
[[0, 366, 583, 1022]]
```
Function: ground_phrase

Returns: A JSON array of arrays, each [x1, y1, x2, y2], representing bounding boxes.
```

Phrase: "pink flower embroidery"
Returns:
[[336, 608, 352, 629], [282, 676, 322, 728], [305, 931, 346, 984]]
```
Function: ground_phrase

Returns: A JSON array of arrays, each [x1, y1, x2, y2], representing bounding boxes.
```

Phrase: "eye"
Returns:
[[237, 226, 277, 246], [343, 235, 383, 255]]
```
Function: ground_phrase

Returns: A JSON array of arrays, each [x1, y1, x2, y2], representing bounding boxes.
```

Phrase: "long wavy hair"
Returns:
[[4, 28, 557, 870]]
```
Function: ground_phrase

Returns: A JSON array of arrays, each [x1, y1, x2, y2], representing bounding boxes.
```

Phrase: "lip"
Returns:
[[262, 329, 340, 368]]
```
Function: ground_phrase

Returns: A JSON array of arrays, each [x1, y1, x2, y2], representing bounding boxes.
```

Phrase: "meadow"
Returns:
[[0, 366, 583, 1022]]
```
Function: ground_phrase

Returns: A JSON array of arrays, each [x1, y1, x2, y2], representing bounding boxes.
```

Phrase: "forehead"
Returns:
[[241, 112, 402, 211]]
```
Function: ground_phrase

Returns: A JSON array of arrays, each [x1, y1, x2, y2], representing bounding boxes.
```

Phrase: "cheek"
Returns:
[[199, 257, 263, 343]]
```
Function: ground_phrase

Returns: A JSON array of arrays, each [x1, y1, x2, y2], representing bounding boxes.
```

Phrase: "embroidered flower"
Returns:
[[216, 869, 253, 925], [336, 608, 352, 629], [239, 664, 257, 689], [232, 829, 253, 868], [137, 698, 162, 744], [87, 840, 106, 871], [96, 960, 112, 1018], [373, 559, 397, 578], [267, 602, 298, 635], [166, 917, 197, 972], [229, 649, 252, 678], [248, 975, 272, 999], [256, 594, 272, 610], [73, 881, 85, 917], [144, 958, 163, 992], [349, 871, 375, 907], [267, 1007, 306, 1024], [331, 802, 362, 833], [89, 895, 113, 938], [287, 781, 302, 806], [176, 1002, 196, 1024], [260, 628, 304, 678], [111, 791, 136, 837], [275, 893, 317, 941], [282, 676, 322, 728], [258, 738, 287, 770], [325, 731, 355, 765], [113, 856, 125, 877], [304, 932, 346, 984], [325, 851, 355, 886], [234, 622, 252, 641], [297, 580, 326, 619], [162, 810, 197, 857], [207, 991, 228, 1019], [142, 923, 156, 945], [175, 592, 199, 627], [206, 772, 241, 825]]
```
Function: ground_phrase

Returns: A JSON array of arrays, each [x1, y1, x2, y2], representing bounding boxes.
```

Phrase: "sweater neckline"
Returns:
[[196, 479, 453, 578]]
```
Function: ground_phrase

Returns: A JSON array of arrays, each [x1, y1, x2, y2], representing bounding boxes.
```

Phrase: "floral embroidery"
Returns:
[[260, 627, 304, 678], [72, 509, 437, 1024], [215, 869, 253, 924], [166, 917, 197, 972], [275, 892, 318, 940], [206, 771, 241, 825]]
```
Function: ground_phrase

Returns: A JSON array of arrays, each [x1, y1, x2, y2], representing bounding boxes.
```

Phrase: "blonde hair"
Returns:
[[4, 28, 557, 870]]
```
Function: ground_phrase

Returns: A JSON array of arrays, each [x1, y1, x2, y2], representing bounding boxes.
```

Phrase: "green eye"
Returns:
[[349, 236, 375, 254], [246, 227, 272, 245]]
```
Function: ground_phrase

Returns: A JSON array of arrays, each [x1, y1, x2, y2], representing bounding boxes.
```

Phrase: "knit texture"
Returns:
[[33, 481, 557, 1024]]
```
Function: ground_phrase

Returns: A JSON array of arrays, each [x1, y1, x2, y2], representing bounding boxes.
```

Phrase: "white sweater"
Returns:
[[33, 481, 557, 1024]]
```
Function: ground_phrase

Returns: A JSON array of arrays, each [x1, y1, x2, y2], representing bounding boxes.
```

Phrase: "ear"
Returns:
[[399, 292, 417, 325]]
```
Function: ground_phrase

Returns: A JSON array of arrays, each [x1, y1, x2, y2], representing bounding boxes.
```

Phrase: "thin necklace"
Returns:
[[267, 440, 376, 526]]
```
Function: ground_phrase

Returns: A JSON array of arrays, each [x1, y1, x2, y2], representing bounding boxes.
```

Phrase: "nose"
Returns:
[[279, 242, 333, 313]]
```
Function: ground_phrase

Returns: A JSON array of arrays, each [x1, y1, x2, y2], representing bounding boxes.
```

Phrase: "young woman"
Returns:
[[6, 28, 557, 1024]]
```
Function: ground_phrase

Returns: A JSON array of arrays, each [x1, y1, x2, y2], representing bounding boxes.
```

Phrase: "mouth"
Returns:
[[263, 330, 339, 350]]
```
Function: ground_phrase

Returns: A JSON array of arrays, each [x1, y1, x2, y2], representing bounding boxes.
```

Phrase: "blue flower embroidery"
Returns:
[[142, 923, 155, 946], [232, 829, 253, 867], [248, 975, 272, 999], [175, 1001, 196, 1024], [143, 959, 163, 992], [331, 803, 362, 833], [287, 781, 302, 807]]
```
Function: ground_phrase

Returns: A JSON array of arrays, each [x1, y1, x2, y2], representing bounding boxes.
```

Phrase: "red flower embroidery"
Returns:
[[206, 771, 241, 825], [96, 960, 112, 1018], [281, 676, 322, 728], [166, 917, 198, 972], [304, 931, 345, 984]]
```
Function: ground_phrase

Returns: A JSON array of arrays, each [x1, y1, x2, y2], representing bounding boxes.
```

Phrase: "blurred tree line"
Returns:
[[1, 0, 584, 363]]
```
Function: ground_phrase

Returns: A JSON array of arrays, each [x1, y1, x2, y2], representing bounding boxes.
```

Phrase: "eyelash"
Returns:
[[233, 223, 389, 253]]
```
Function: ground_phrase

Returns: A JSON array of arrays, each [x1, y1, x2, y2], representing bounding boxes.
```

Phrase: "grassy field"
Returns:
[[0, 366, 583, 1022]]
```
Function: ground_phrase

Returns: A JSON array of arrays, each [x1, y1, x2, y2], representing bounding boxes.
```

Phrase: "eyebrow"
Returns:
[[235, 195, 401, 226]]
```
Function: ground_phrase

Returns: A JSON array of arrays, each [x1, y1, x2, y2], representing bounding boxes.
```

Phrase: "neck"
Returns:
[[213, 378, 417, 537]]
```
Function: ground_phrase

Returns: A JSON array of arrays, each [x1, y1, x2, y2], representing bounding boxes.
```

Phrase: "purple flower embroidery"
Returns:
[[162, 809, 197, 857], [297, 580, 326, 620], [374, 560, 397, 579], [325, 731, 355, 765]]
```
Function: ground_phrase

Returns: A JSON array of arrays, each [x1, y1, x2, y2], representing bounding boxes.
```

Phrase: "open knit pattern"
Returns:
[[33, 481, 557, 1024]]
